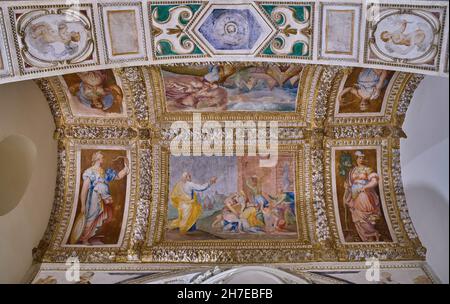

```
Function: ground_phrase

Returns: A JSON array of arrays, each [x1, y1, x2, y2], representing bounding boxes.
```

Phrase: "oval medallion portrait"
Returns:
[[373, 13, 436, 61]]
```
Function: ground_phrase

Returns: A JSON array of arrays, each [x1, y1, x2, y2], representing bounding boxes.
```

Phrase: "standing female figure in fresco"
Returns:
[[170, 172, 217, 234], [74, 151, 129, 245], [343, 151, 382, 242]]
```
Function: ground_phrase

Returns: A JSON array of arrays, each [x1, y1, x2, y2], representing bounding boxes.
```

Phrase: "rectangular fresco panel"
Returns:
[[332, 147, 393, 243], [65, 148, 131, 246], [320, 4, 361, 61], [325, 10, 354, 55], [161, 65, 301, 112], [107, 10, 140, 56], [61, 69, 126, 117], [166, 154, 298, 240], [335, 68, 395, 115], [99, 3, 147, 63]]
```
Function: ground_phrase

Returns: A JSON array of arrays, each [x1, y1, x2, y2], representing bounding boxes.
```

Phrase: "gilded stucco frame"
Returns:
[[39, 138, 139, 263], [141, 142, 317, 264], [323, 138, 425, 261], [147, 64, 321, 127]]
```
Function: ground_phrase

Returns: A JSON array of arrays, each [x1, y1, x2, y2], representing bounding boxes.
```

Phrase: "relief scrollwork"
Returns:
[[149, 3, 206, 58]]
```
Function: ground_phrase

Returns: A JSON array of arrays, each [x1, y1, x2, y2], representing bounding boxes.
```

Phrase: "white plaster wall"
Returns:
[[0, 81, 57, 283], [401, 76, 449, 283]]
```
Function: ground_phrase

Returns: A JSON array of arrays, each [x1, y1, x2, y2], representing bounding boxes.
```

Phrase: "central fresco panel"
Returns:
[[33, 61, 425, 267], [166, 153, 299, 240], [161, 65, 301, 112]]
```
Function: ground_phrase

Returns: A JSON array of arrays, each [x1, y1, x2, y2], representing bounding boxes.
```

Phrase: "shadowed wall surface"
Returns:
[[402, 76, 449, 283], [0, 81, 57, 283]]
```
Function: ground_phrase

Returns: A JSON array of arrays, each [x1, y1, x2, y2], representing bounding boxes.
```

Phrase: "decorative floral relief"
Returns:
[[260, 4, 313, 58], [150, 4, 205, 58]]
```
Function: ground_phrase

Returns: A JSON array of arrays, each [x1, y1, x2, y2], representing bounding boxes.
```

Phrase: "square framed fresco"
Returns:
[[9, 4, 99, 74], [334, 68, 396, 116], [147, 64, 319, 125], [44, 69, 134, 126], [363, 3, 446, 72], [143, 143, 316, 263], [326, 68, 413, 125]]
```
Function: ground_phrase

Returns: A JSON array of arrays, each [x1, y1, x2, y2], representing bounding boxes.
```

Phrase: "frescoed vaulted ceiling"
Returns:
[[0, 0, 448, 284], [32, 64, 425, 271]]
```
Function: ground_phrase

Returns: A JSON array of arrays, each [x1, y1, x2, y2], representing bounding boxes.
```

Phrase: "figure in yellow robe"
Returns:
[[169, 172, 217, 234]]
